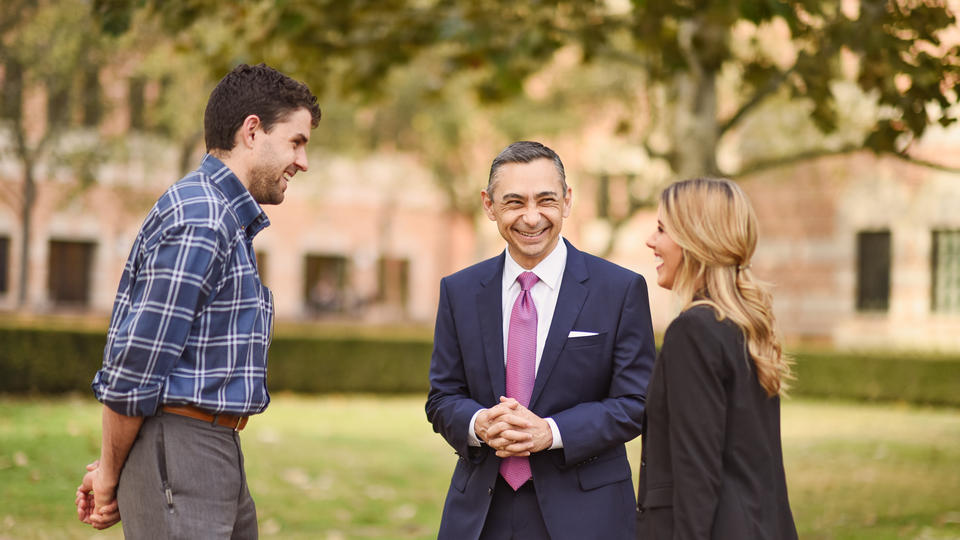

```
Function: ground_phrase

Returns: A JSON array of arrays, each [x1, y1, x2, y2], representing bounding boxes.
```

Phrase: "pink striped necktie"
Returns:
[[500, 270, 539, 490]]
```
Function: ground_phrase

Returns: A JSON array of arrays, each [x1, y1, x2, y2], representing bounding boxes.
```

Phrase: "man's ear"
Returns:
[[237, 114, 262, 150], [481, 190, 497, 221], [561, 186, 573, 218]]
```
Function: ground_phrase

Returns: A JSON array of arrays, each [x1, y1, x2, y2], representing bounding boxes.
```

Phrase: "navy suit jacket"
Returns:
[[426, 239, 656, 540]]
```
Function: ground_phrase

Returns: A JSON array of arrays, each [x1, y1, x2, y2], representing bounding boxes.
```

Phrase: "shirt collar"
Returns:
[[503, 237, 567, 291], [199, 154, 270, 237]]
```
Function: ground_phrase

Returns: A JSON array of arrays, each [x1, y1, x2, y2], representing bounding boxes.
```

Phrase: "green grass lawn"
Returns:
[[0, 395, 958, 539]]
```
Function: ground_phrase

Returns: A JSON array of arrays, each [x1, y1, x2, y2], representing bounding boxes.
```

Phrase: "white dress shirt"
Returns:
[[468, 238, 567, 449]]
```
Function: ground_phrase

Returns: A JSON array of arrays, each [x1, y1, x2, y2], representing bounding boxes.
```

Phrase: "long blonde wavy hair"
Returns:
[[659, 177, 792, 397]]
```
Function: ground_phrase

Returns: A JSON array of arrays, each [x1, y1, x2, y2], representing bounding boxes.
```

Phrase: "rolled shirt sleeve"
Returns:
[[93, 223, 224, 417], [93, 155, 273, 418]]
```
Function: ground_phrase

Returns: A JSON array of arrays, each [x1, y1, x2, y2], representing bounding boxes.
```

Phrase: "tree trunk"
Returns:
[[670, 70, 720, 179], [17, 157, 35, 308]]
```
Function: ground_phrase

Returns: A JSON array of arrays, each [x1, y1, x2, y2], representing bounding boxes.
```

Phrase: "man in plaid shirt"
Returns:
[[75, 63, 321, 538]]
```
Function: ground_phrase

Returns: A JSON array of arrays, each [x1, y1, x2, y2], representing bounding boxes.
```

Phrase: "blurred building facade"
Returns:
[[741, 150, 960, 351], [598, 131, 960, 352], [2, 67, 960, 351], [0, 141, 481, 324]]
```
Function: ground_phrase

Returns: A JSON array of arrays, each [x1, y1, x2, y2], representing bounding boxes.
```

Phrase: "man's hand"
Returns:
[[474, 399, 528, 444], [476, 397, 554, 458], [76, 405, 143, 529], [75, 461, 96, 523], [75, 459, 121, 530]]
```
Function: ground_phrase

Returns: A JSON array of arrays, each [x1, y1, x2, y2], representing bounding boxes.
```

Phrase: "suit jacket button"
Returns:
[[488, 487, 494, 496], [640, 460, 646, 467]]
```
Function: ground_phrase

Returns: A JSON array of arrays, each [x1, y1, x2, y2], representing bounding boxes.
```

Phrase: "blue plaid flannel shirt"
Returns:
[[92, 155, 274, 417]]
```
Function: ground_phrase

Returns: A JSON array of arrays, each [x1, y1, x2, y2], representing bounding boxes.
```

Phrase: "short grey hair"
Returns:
[[486, 141, 567, 197]]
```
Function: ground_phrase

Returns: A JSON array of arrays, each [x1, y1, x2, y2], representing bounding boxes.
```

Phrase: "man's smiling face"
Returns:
[[246, 107, 312, 205], [482, 158, 572, 270]]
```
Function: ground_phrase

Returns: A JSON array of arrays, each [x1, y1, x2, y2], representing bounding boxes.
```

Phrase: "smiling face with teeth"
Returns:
[[645, 205, 684, 290], [245, 107, 312, 205], [481, 157, 572, 270]]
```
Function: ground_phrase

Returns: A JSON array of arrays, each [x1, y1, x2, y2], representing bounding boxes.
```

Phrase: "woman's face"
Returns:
[[645, 205, 683, 290]]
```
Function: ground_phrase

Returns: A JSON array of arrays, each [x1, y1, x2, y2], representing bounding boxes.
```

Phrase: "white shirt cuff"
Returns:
[[546, 417, 563, 449], [469, 410, 562, 450], [467, 409, 483, 447]]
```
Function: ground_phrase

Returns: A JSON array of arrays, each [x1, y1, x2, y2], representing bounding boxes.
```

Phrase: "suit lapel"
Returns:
[[477, 253, 506, 400], [530, 240, 589, 409]]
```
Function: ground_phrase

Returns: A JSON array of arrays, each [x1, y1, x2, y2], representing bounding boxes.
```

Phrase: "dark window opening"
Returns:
[[856, 231, 891, 312], [48, 240, 96, 306], [0, 236, 9, 294], [932, 230, 960, 313], [304, 255, 348, 315]]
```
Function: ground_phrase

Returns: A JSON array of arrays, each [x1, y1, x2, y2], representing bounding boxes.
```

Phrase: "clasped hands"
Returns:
[[75, 459, 121, 530], [474, 397, 553, 457]]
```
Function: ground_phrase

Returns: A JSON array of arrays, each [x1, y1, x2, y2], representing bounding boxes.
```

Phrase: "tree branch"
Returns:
[[718, 64, 796, 137], [889, 152, 960, 174], [731, 144, 960, 178], [730, 144, 864, 178], [676, 19, 703, 80]]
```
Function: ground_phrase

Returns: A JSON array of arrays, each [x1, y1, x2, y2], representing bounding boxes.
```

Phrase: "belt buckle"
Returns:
[[234, 416, 243, 432]]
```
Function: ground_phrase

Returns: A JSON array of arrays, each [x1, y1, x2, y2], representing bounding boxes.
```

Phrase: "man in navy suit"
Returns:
[[426, 141, 656, 540]]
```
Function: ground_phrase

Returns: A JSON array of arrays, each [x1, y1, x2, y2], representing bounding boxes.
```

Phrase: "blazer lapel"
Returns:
[[530, 240, 589, 409], [477, 253, 506, 400]]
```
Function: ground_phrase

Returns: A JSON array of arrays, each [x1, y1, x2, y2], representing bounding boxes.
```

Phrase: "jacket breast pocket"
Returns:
[[564, 332, 606, 350], [577, 452, 631, 491]]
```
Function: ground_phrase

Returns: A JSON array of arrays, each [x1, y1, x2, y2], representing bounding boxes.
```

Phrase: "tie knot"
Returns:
[[517, 271, 539, 292]]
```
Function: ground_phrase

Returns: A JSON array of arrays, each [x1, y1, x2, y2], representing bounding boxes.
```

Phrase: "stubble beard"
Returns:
[[247, 163, 284, 205]]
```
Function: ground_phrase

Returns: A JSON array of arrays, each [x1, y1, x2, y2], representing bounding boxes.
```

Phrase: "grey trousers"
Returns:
[[117, 411, 258, 539]]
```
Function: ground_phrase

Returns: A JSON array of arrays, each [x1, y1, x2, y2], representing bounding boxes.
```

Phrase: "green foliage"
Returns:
[[2, 327, 960, 410], [266, 338, 432, 394], [93, 0, 960, 258], [0, 326, 432, 395], [791, 350, 960, 407], [0, 328, 105, 393]]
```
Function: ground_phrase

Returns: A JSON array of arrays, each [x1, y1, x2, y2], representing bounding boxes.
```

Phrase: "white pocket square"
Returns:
[[568, 331, 599, 338]]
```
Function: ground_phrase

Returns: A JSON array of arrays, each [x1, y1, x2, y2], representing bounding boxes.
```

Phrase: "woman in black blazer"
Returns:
[[636, 177, 798, 539]]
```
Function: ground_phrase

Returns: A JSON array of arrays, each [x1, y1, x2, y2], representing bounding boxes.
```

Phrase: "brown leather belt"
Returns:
[[161, 405, 249, 431]]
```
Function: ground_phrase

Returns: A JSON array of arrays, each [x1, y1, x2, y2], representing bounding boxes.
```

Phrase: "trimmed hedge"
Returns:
[[790, 351, 960, 407], [0, 327, 106, 393], [266, 338, 431, 394], [0, 327, 433, 395], [1, 327, 958, 407]]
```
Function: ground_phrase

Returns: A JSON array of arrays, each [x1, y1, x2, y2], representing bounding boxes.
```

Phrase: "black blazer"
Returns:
[[636, 305, 798, 539]]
